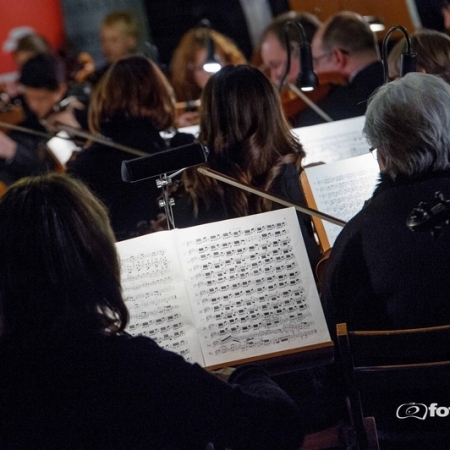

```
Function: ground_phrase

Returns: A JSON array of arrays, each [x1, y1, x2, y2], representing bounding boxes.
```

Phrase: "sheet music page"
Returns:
[[305, 153, 380, 246], [175, 208, 331, 368], [292, 116, 367, 166], [116, 232, 204, 365]]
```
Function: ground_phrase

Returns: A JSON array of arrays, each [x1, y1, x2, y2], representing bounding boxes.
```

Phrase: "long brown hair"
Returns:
[[170, 27, 247, 102], [183, 64, 305, 217], [89, 56, 175, 133]]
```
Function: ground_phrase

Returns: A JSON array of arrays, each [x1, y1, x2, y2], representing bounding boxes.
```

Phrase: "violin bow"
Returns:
[[197, 166, 347, 227], [0, 120, 148, 158]]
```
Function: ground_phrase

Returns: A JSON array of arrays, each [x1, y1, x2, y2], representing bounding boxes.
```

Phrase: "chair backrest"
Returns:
[[336, 322, 450, 449]]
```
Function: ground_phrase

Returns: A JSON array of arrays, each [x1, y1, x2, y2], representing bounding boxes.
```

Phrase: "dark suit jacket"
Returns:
[[294, 61, 384, 127]]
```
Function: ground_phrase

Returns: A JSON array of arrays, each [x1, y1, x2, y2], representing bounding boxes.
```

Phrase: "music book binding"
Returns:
[[116, 207, 332, 370]]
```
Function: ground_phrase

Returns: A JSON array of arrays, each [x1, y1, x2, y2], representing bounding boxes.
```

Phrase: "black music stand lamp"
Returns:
[[382, 24, 417, 83], [121, 143, 209, 230]]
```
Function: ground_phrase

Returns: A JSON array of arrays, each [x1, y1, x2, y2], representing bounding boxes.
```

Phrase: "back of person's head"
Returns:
[[199, 64, 304, 172], [183, 65, 304, 216], [170, 27, 247, 101], [321, 11, 378, 58], [389, 30, 450, 82], [13, 33, 51, 67], [89, 55, 175, 133], [0, 173, 129, 344], [19, 53, 65, 91], [261, 11, 321, 49], [364, 72, 450, 179]]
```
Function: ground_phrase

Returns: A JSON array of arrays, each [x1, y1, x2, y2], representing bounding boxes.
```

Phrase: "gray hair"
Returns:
[[364, 72, 450, 178]]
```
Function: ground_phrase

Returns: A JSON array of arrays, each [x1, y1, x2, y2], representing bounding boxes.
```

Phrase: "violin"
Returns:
[[280, 71, 349, 122]]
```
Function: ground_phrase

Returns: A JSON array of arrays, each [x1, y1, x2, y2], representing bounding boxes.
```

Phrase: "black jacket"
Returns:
[[67, 116, 194, 241], [0, 333, 304, 449], [294, 61, 385, 127]]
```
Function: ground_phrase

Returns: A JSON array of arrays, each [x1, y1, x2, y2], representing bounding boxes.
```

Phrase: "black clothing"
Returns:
[[415, 0, 447, 32], [320, 171, 450, 445], [294, 61, 384, 127], [0, 333, 304, 450], [0, 102, 49, 185], [67, 116, 194, 241], [321, 171, 450, 333], [174, 163, 321, 270]]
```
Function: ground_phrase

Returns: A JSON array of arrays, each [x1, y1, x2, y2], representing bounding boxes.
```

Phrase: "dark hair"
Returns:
[[19, 53, 66, 91], [15, 33, 51, 55], [261, 11, 321, 49], [89, 56, 175, 133], [0, 173, 129, 344], [182, 65, 305, 216]]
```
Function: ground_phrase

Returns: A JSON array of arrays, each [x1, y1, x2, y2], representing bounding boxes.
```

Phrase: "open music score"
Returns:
[[179, 116, 367, 168], [116, 208, 332, 370], [301, 153, 380, 250], [292, 115, 367, 166]]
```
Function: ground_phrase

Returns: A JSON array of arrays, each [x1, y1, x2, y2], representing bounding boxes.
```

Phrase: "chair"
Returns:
[[336, 322, 450, 450]]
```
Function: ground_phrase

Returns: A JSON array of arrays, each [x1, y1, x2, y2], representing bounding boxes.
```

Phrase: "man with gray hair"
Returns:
[[295, 11, 384, 126]]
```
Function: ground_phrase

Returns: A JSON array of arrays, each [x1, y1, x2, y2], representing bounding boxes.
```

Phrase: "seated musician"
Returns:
[[169, 26, 247, 127], [0, 53, 83, 186], [67, 55, 194, 241], [388, 29, 450, 82], [321, 73, 450, 445], [85, 10, 140, 87], [173, 64, 321, 270], [295, 11, 384, 127], [259, 10, 321, 89], [0, 172, 304, 450]]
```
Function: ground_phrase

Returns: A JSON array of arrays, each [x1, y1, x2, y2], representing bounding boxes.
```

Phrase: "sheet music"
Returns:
[[292, 116, 367, 166], [117, 232, 204, 365], [176, 208, 330, 368], [305, 153, 380, 246], [117, 208, 330, 369]]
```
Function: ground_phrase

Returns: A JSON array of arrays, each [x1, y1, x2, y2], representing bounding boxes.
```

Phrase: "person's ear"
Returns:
[[333, 48, 348, 69]]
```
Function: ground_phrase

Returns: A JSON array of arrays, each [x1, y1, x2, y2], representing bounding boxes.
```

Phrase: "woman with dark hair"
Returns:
[[0, 172, 304, 450], [175, 64, 321, 269], [67, 55, 194, 241]]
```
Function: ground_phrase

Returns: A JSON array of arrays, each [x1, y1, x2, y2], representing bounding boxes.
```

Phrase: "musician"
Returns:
[[0, 172, 304, 450], [388, 29, 450, 82], [169, 26, 246, 127], [67, 56, 194, 241], [295, 11, 384, 127], [85, 11, 140, 88], [173, 65, 321, 270], [259, 11, 321, 88], [322, 73, 450, 333], [321, 72, 450, 447], [0, 53, 83, 185]]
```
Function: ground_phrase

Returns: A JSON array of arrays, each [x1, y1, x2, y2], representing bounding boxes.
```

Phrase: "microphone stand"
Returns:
[[197, 166, 346, 227]]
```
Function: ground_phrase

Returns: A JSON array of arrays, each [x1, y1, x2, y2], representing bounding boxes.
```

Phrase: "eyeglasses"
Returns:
[[369, 147, 377, 159]]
